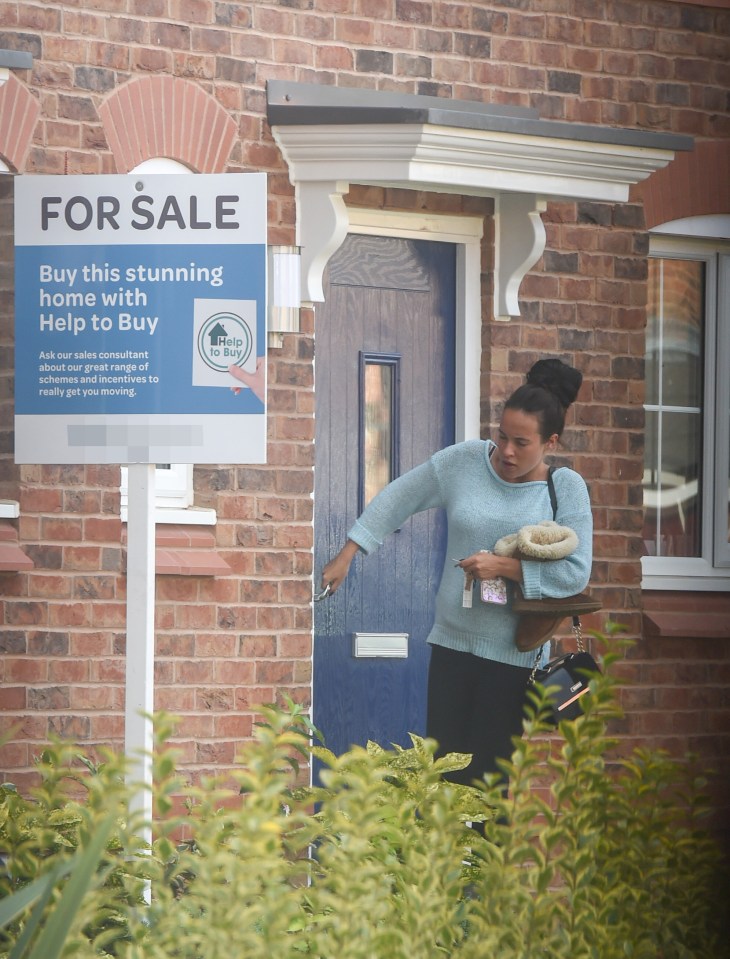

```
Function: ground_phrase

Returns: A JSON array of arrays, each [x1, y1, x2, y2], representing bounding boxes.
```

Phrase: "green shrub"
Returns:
[[1, 637, 726, 958], [0, 744, 149, 958]]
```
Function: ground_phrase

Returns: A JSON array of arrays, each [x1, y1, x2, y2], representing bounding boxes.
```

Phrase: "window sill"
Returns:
[[0, 520, 34, 571], [121, 505, 217, 526], [641, 557, 730, 592], [122, 527, 231, 577], [642, 591, 730, 640]]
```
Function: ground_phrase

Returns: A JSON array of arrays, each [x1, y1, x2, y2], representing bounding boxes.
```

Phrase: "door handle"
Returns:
[[313, 582, 332, 602]]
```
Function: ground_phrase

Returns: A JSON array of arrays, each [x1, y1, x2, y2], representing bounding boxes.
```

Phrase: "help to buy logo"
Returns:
[[192, 298, 257, 388]]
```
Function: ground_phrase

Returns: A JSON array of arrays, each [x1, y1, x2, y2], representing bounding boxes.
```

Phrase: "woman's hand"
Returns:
[[228, 357, 265, 402], [457, 551, 523, 584], [320, 540, 360, 595]]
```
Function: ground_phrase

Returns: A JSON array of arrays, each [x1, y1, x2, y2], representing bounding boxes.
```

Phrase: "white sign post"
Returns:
[[14, 173, 268, 835], [125, 462, 156, 836]]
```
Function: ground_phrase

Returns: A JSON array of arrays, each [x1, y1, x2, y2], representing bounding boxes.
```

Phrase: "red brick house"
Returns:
[[0, 0, 728, 839]]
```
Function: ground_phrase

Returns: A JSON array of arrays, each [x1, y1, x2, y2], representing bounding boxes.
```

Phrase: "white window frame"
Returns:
[[641, 215, 730, 590], [715, 252, 730, 569], [120, 462, 195, 510], [119, 158, 214, 525]]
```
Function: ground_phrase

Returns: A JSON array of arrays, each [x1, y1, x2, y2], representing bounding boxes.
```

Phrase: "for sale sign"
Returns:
[[14, 173, 267, 464]]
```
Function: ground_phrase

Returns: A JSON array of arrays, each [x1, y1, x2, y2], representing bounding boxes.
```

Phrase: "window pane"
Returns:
[[726, 414, 730, 550], [643, 409, 660, 554], [718, 253, 730, 567], [643, 256, 705, 560], [647, 258, 704, 409], [643, 409, 702, 557], [645, 260, 662, 406], [362, 361, 395, 506]]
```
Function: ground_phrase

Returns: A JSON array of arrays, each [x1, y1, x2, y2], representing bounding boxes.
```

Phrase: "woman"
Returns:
[[320, 358, 593, 788]]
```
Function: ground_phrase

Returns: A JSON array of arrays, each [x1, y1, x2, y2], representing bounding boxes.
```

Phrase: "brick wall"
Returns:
[[0, 2, 728, 828]]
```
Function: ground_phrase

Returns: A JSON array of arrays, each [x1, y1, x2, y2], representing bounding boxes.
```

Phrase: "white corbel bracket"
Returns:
[[493, 193, 547, 321], [295, 180, 350, 306], [294, 179, 547, 321]]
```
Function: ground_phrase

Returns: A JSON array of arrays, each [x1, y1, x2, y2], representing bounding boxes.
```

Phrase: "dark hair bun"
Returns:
[[526, 359, 582, 408]]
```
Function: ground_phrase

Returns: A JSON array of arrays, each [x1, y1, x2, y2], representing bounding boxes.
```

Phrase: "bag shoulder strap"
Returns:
[[532, 466, 559, 668], [531, 466, 584, 670], [547, 466, 557, 520]]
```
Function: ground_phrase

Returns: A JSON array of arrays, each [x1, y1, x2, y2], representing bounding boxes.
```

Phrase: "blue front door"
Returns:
[[313, 233, 456, 759]]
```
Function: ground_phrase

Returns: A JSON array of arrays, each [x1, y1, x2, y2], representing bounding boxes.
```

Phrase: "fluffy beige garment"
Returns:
[[493, 519, 578, 561]]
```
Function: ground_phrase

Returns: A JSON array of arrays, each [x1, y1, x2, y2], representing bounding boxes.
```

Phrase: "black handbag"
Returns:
[[529, 620, 600, 725]]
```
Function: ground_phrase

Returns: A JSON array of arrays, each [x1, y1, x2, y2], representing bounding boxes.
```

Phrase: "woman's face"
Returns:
[[492, 407, 558, 483]]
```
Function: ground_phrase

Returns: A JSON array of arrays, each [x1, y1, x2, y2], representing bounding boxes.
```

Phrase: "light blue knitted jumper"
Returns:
[[347, 439, 593, 669]]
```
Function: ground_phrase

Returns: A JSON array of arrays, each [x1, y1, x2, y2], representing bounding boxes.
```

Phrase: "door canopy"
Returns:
[[266, 81, 692, 320]]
